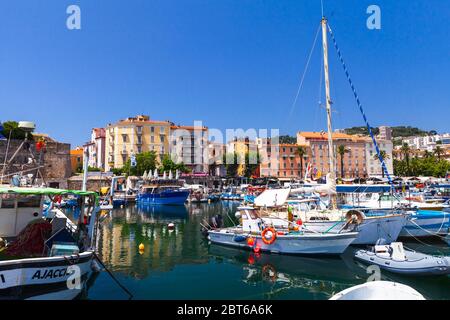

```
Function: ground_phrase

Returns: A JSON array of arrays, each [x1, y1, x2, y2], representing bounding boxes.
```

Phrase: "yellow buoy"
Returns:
[[139, 243, 145, 251]]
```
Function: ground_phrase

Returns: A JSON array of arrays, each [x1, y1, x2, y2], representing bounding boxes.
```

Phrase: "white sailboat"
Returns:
[[278, 17, 411, 245]]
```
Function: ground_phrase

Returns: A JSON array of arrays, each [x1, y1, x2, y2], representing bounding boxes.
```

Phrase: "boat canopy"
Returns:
[[0, 187, 98, 198], [254, 188, 290, 207]]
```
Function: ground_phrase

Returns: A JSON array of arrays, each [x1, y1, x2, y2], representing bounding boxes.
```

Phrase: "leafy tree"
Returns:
[[337, 145, 350, 178], [244, 151, 260, 178], [296, 146, 307, 178], [224, 152, 239, 177], [401, 143, 411, 175], [372, 150, 390, 178], [114, 151, 158, 176], [434, 146, 444, 160], [0, 121, 32, 140], [393, 154, 450, 177], [277, 135, 297, 144], [159, 154, 190, 173]]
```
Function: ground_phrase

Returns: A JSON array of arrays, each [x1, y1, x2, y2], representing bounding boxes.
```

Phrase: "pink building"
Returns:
[[88, 128, 106, 170]]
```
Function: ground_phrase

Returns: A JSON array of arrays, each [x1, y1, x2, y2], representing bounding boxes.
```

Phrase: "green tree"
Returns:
[[337, 145, 350, 178], [159, 154, 190, 174], [372, 150, 390, 178], [401, 143, 411, 175], [434, 146, 444, 160], [224, 152, 238, 177], [296, 146, 307, 178], [0, 121, 32, 140], [114, 151, 158, 176], [244, 151, 260, 178]]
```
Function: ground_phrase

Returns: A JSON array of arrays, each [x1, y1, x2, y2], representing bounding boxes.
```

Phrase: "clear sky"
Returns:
[[0, 0, 449, 147]]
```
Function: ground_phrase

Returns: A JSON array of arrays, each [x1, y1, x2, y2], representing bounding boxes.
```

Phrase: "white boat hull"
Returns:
[[399, 214, 450, 238], [208, 230, 357, 255], [0, 251, 94, 300], [303, 215, 408, 245], [329, 281, 425, 300]]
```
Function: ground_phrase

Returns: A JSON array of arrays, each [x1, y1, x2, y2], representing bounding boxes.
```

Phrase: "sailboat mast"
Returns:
[[321, 17, 337, 209]]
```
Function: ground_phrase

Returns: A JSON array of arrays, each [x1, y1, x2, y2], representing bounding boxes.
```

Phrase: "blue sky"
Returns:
[[0, 0, 449, 146]]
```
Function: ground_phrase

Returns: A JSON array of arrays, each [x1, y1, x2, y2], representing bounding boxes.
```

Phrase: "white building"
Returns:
[[402, 133, 450, 151], [88, 128, 106, 170], [365, 138, 394, 178]]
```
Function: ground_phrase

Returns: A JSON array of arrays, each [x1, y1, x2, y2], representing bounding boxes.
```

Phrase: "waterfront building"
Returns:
[[88, 128, 106, 170], [401, 133, 450, 151], [105, 115, 171, 171], [364, 138, 394, 178], [207, 142, 227, 177], [170, 123, 208, 173], [70, 146, 84, 174], [226, 138, 258, 176], [297, 131, 367, 179]]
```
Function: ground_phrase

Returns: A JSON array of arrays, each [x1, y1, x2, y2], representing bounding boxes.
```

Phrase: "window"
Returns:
[[151, 127, 155, 133], [160, 126, 165, 134], [137, 146, 142, 153], [0, 194, 15, 208], [160, 135, 165, 143], [17, 195, 41, 208], [151, 136, 155, 143]]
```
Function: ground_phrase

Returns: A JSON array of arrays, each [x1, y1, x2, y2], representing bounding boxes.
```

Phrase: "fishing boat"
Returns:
[[354, 241, 450, 276], [329, 281, 425, 300], [207, 205, 358, 255], [136, 180, 190, 205], [264, 185, 410, 245], [0, 187, 100, 300]]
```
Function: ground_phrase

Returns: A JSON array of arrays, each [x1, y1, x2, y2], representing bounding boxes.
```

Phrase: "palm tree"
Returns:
[[337, 145, 350, 178], [401, 143, 411, 175], [296, 146, 307, 178], [423, 150, 433, 158], [372, 150, 390, 178], [434, 146, 444, 160]]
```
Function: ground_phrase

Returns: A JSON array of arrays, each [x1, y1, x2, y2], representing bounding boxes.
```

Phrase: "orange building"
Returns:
[[70, 147, 84, 173], [297, 131, 367, 178]]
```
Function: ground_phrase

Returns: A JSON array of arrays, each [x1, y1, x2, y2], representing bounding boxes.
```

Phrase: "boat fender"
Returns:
[[247, 237, 255, 246], [233, 235, 247, 243], [261, 227, 277, 245]]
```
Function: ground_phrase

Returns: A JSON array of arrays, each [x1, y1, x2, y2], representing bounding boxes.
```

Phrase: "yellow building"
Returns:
[[105, 115, 171, 171]]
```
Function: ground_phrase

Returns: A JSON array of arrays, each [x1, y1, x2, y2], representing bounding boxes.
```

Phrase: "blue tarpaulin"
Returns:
[[336, 184, 392, 193]]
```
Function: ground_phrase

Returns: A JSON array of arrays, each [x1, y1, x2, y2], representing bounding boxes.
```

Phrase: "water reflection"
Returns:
[[87, 202, 450, 300], [209, 245, 362, 299]]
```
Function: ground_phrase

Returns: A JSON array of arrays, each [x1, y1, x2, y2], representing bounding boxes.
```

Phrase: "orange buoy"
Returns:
[[247, 237, 255, 247], [296, 219, 303, 226]]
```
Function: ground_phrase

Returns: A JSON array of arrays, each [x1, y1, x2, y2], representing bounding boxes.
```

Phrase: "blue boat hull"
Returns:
[[137, 190, 190, 205]]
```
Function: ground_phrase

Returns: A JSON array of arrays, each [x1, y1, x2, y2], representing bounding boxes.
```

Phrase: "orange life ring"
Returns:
[[261, 264, 277, 282], [261, 227, 277, 245]]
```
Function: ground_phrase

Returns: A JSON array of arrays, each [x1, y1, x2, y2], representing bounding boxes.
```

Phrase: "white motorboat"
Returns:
[[354, 242, 450, 276], [207, 206, 358, 255], [329, 281, 425, 300]]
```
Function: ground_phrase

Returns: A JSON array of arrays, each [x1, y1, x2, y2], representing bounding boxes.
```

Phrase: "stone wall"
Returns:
[[0, 139, 71, 188]]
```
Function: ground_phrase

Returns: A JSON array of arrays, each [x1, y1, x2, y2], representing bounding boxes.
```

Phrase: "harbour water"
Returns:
[[77, 202, 450, 300]]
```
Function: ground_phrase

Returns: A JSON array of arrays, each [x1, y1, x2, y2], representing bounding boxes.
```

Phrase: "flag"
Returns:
[[130, 154, 137, 167]]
